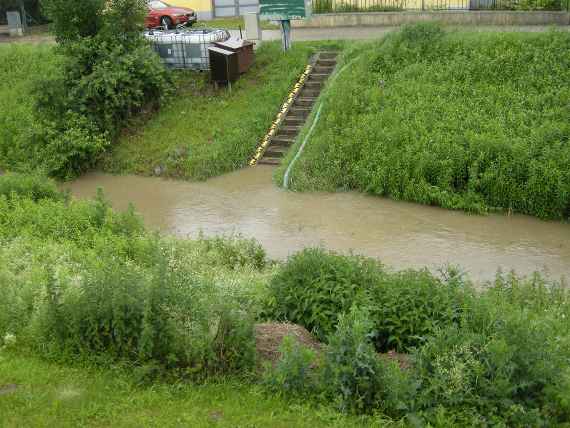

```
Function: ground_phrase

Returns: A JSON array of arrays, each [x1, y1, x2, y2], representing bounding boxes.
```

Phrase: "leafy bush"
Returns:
[[369, 268, 467, 352], [42, 0, 105, 42], [269, 249, 467, 352], [263, 335, 319, 397], [284, 26, 570, 220], [320, 307, 386, 414], [269, 248, 383, 341], [25, 0, 171, 178], [0, 173, 65, 202]]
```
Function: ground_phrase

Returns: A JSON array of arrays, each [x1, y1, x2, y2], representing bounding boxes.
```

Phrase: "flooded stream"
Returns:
[[66, 167, 570, 282]]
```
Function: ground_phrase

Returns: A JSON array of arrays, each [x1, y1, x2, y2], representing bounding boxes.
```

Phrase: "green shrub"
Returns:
[[0, 173, 65, 202], [411, 274, 570, 425], [269, 248, 468, 352], [369, 269, 467, 352], [0, 192, 144, 245], [42, 0, 105, 42], [284, 27, 570, 220], [320, 307, 386, 414], [269, 248, 383, 341], [28, 0, 171, 178], [263, 335, 319, 397]]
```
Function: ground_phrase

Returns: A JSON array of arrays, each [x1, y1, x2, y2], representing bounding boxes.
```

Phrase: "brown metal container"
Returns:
[[208, 46, 239, 84], [213, 38, 255, 74]]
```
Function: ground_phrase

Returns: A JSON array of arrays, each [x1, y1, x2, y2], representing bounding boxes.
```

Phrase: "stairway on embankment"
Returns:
[[258, 51, 338, 166]]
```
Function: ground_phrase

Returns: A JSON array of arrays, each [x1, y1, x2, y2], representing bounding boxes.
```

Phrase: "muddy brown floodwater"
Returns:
[[65, 166, 570, 282]]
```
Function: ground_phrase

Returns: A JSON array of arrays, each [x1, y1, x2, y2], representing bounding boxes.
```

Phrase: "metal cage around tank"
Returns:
[[144, 28, 231, 71]]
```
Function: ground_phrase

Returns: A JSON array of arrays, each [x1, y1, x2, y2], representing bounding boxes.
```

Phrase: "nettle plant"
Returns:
[[268, 248, 384, 341]]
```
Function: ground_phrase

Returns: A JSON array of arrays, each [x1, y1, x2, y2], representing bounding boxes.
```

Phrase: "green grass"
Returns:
[[102, 41, 344, 180], [279, 27, 570, 220], [0, 43, 60, 173], [194, 17, 279, 30], [0, 353, 379, 428]]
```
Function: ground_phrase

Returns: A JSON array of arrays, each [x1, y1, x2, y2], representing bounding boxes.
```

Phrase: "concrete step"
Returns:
[[271, 136, 296, 146], [308, 73, 329, 82], [264, 145, 289, 158], [280, 125, 302, 135], [258, 157, 281, 166], [298, 88, 320, 98], [305, 80, 322, 89], [284, 117, 304, 126], [319, 52, 339, 60], [317, 59, 337, 67], [289, 107, 312, 118], [295, 97, 317, 107], [314, 65, 335, 74]]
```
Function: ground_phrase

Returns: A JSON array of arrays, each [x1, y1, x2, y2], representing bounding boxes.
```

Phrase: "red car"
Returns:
[[145, 1, 197, 30]]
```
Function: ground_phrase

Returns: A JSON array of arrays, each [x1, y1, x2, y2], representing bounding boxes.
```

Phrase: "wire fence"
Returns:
[[312, 0, 569, 12], [144, 29, 230, 71]]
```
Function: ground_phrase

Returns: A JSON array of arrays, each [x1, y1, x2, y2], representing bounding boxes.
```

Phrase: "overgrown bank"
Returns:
[[279, 25, 570, 220], [102, 41, 342, 181], [1, 173, 569, 426], [0, 39, 341, 181]]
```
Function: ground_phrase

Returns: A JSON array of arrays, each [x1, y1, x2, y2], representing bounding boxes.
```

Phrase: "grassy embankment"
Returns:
[[0, 41, 342, 180], [0, 43, 61, 173], [277, 26, 570, 220], [0, 355, 372, 427]]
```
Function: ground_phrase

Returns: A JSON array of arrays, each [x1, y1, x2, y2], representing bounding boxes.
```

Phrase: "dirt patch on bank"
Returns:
[[254, 322, 412, 371], [254, 322, 321, 366]]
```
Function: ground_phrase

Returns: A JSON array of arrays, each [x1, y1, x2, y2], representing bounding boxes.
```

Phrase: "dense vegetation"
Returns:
[[281, 25, 570, 220], [267, 247, 570, 424], [0, 43, 60, 174], [0, 0, 170, 179], [0, 174, 267, 375], [2, 173, 569, 426]]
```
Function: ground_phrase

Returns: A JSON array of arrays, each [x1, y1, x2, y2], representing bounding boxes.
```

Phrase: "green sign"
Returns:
[[259, 0, 311, 20]]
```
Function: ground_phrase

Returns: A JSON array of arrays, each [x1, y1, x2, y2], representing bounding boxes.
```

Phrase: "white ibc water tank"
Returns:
[[144, 29, 231, 70]]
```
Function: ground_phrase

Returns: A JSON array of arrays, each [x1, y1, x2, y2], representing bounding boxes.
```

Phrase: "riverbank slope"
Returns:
[[277, 25, 570, 220]]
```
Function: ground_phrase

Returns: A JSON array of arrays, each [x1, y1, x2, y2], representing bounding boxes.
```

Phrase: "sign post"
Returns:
[[259, 0, 311, 51]]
